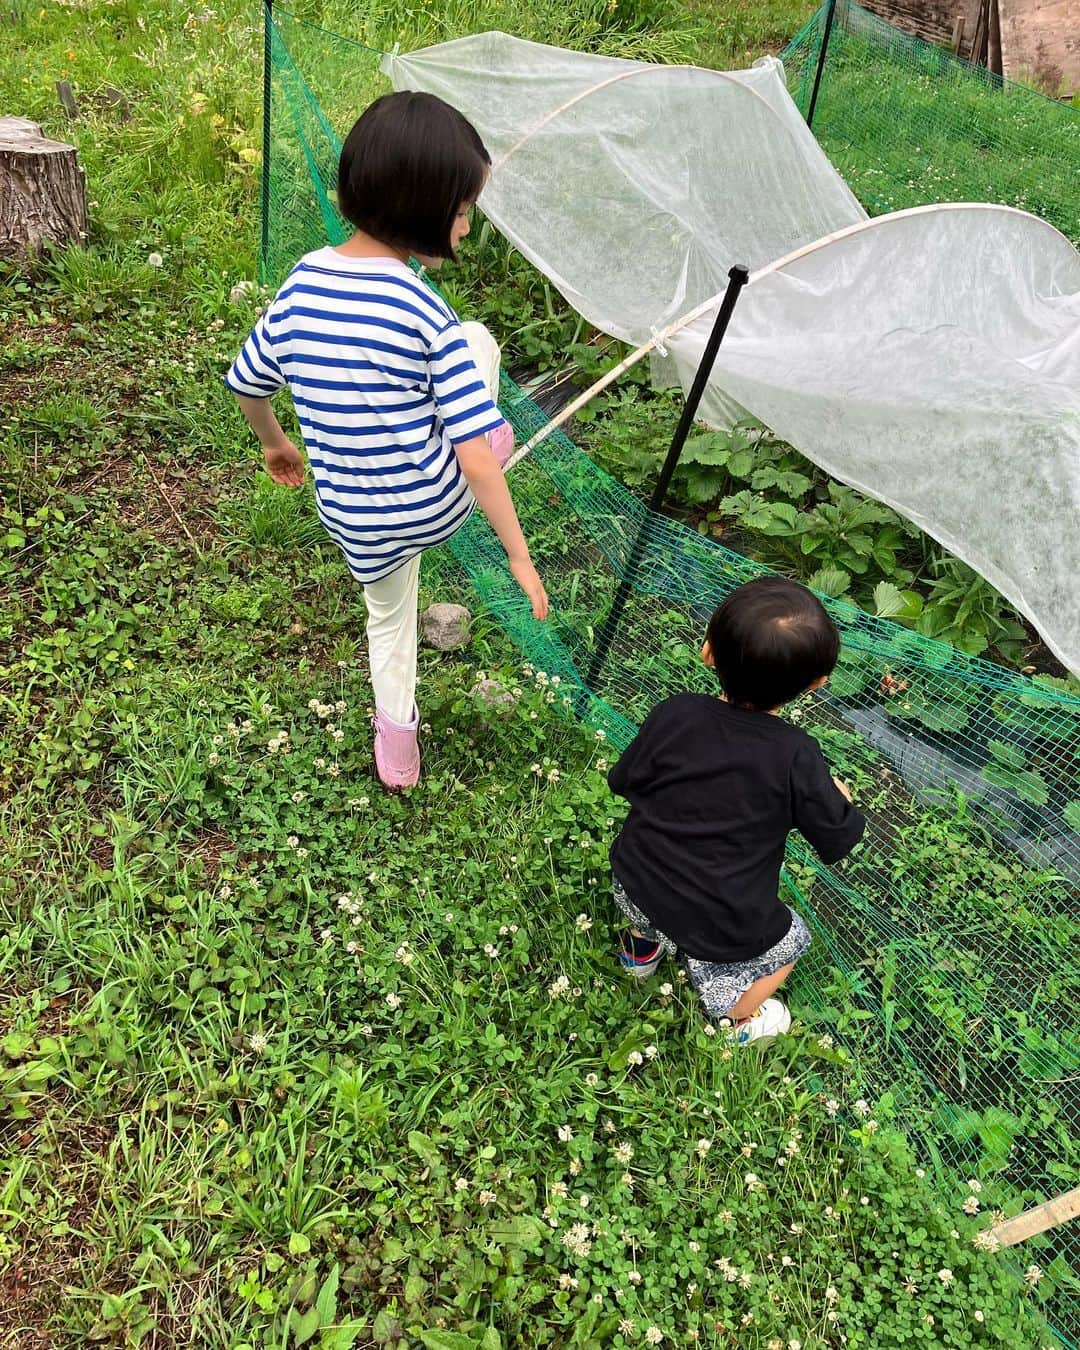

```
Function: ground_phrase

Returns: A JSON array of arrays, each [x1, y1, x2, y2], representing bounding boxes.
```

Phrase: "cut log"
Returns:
[[0, 116, 88, 262]]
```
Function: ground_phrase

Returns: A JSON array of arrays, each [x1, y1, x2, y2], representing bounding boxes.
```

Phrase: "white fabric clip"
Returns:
[[649, 326, 668, 358]]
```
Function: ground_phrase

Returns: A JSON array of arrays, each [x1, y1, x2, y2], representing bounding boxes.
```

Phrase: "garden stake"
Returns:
[[806, 0, 839, 129], [585, 264, 749, 691], [261, 0, 273, 280], [990, 1186, 1080, 1248]]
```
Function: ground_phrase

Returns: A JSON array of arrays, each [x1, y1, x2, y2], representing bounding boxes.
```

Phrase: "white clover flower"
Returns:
[[817, 1033, 835, 1049], [557, 1124, 574, 1143], [560, 1222, 591, 1258], [295, 848, 308, 860], [1024, 1264, 1042, 1287], [558, 1273, 579, 1290], [854, 1099, 871, 1117], [359, 1024, 373, 1037], [345, 941, 359, 955], [548, 975, 572, 1000], [915, 1167, 925, 1178], [702, 1022, 716, 1036], [627, 1051, 644, 1067], [550, 1180, 568, 1198], [962, 1195, 980, 1215], [147, 251, 163, 268], [569, 1157, 582, 1175], [208, 751, 219, 766], [286, 835, 299, 848], [627, 1270, 642, 1285], [824, 1098, 840, 1116], [974, 1311, 985, 1323], [621, 1171, 634, 1188], [645, 1329, 663, 1346], [967, 1178, 983, 1193], [644, 1044, 658, 1060], [385, 992, 402, 1010], [937, 1268, 955, 1287], [579, 1194, 590, 1208], [547, 767, 560, 783], [483, 943, 499, 958], [395, 943, 413, 966], [454, 1178, 469, 1192], [247, 1032, 268, 1053], [291, 790, 305, 803], [659, 982, 673, 997], [695, 1139, 712, 1158], [531, 763, 542, 777], [585, 1072, 599, 1087], [575, 913, 592, 933], [332, 729, 344, 742], [738, 1270, 752, 1289], [614, 1141, 634, 1164], [596, 758, 608, 772], [619, 1319, 635, 1337], [744, 1173, 765, 1193], [478, 1189, 497, 1205]]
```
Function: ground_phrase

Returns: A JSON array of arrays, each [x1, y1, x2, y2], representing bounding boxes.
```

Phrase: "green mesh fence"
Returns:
[[782, 1, 1080, 243], [263, 7, 1080, 1340]]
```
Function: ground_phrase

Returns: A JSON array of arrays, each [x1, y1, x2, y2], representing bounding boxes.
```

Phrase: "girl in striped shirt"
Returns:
[[227, 92, 548, 791]]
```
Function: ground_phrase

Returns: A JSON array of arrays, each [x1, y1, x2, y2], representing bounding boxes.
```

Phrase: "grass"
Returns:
[[0, 0, 1075, 1346]]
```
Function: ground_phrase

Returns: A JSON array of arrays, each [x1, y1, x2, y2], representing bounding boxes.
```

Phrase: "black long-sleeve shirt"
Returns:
[[609, 693, 864, 962]]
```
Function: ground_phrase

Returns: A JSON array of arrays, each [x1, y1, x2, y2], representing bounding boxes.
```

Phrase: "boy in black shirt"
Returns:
[[608, 577, 864, 1043]]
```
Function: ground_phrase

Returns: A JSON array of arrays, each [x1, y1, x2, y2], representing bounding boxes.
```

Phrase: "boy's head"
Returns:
[[337, 91, 491, 262], [703, 577, 840, 711]]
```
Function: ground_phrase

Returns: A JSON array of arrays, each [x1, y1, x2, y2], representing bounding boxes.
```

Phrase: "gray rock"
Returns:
[[472, 677, 518, 711], [421, 602, 471, 650]]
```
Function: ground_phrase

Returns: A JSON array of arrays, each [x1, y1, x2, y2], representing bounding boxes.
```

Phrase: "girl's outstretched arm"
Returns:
[[455, 436, 548, 621], [234, 393, 305, 487]]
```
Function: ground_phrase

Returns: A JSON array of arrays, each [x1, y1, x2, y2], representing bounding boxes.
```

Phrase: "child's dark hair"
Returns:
[[336, 91, 490, 262], [707, 576, 840, 710]]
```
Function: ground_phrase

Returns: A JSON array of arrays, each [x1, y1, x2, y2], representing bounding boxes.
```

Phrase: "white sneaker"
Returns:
[[718, 998, 791, 1045]]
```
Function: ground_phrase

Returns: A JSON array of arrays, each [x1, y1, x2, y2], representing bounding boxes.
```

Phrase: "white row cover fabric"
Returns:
[[385, 35, 1080, 673]]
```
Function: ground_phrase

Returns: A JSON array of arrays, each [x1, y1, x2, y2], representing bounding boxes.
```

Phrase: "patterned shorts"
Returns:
[[613, 878, 812, 1020]]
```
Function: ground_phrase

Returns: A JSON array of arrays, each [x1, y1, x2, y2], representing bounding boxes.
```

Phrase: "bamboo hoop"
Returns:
[[503, 201, 1074, 474]]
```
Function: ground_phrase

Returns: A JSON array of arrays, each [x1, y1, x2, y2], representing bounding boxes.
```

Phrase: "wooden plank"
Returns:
[[991, 1186, 1080, 1248]]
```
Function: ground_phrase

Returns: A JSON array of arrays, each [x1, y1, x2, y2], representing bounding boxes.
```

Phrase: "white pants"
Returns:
[[363, 322, 502, 723]]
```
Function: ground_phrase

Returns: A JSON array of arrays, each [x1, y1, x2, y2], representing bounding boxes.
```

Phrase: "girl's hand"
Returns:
[[510, 555, 549, 621], [264, 439, 305, 487], [832, 776, 853, 802]]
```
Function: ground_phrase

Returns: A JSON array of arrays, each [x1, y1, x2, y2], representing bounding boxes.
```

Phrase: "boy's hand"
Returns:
[[510, 555, 549, 621], [833, 776, 853, 802], [264, 439, 305, 487]]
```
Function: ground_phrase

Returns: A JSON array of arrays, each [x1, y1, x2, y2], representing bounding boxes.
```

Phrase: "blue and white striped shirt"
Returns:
[[225, 249, 504, 584]]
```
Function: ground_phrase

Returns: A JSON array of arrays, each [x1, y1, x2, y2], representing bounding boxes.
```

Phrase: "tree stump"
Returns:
[[0, 117, 88, 262]]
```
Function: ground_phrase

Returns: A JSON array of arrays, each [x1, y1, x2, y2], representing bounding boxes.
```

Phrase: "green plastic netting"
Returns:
[[262, 6, 1080, 1340], [782, 0, 1080, 244]]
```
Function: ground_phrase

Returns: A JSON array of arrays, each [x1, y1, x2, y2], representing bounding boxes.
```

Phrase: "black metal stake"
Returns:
[[806, 0, 839, 129], [584, 264, 750, 692], [261, 0, 273, 280]]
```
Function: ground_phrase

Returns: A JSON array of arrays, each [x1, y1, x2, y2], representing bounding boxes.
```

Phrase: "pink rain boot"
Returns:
[[489, 419, 514, 468], [372, 704, 421, 791]]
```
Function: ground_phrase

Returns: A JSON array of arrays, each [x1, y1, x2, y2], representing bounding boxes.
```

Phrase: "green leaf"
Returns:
[[289, 1305, 321, 1346], [321, 1325, 364, 1350], [1063, 801, 1080, 831], [986, 739, 1026, 769], [288, 1232, 311, 1257], [420, 1332, 482, 1350], [315, 1264, 339, 1326], [408, 1131, 442, 1170], [807, 568, 851, 598], [486, 1215, 546, 1250], [481, 1330, 503, 1350], [872, 581, 907, 618]]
